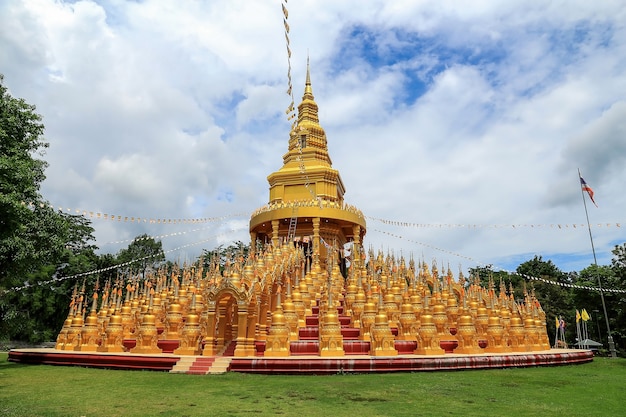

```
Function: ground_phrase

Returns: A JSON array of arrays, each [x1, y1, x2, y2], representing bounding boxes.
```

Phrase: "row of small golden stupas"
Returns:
[[55, 241, 551, 356]]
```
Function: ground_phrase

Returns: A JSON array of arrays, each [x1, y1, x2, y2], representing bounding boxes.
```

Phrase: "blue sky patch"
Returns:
[[216, 188, 234, 203], [329, 24, 511, 106]]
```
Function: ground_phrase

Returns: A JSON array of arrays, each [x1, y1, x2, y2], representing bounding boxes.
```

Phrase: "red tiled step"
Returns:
[[305, 315, 352, 326], [299, 326, 360, 340], [306, 316, 318, 326], [312, 305, 344, 315], [299, 326, 319, 339], [394, 340, 418, 354], [255, 341, 266, 356], [290, 341, 319, 355], [341, 328, 360, 339], [344, 341, 370, 355], [279, 339, 417, 355], [222, 341, 237, 357], [187, 357, 216, 375]]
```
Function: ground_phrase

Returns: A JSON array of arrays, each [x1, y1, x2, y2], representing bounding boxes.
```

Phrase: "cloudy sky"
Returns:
[[2, 0, 625, 276]]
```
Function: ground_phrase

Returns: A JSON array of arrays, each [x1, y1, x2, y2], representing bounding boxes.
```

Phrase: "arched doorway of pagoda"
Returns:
[[202, 285, 253, 357]]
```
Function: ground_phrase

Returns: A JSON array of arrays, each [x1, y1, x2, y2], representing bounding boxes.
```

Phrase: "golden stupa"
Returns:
[[249, 61, 366, 265], [54, 64, 552, 362]]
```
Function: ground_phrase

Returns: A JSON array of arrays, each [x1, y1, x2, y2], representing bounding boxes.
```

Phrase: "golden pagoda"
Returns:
[[249, 60, 366, 271], [50, 64, 555, 364]]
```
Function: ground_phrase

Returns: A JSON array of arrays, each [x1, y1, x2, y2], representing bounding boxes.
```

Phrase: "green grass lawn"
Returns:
[[1, 352, 625, 417]]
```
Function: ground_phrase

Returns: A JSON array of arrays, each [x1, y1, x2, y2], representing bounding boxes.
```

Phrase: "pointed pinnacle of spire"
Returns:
[[304, 54, 313, 97], [306, 54, 311, 84]]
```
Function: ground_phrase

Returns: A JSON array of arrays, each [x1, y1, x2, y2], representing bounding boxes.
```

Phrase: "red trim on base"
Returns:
[[8, 349, 179, 371], [228, 350, 594, 374], [7, 348, 593, 375]]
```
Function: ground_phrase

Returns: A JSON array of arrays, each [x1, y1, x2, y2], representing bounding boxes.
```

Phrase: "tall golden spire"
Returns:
[[265, 60, 341, 204], [302, 55, 314, 111], [249, 59, 366, 269], [281, 58, 331, 165]]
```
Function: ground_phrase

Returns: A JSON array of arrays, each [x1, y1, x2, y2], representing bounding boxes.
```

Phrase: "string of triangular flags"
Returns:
[[1, 226, 247, 295], [281, 0, 321, 207], [282, 0, 296, 126], [367, 215, 622, 229], [23, 200, 623, 230], [100, 224, 215, 246], [20, 201, 248, 225]]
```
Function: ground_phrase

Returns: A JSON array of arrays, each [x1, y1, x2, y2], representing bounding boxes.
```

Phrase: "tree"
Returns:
[[608, 243, 626, 350], [116, 234, 165, 277], [516, 256, 574, 344], [0, 75, 101, 343], [571, 264, 620, 347], [96, 252, 118, 283], [467, 264, 516, 291], [0, 74, 50, 286], [0, 211, 99, 343], [611, 243, 626, 274], [200, 240, 250, 274]]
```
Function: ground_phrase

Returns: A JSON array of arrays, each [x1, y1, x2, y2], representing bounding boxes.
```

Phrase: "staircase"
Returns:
[[172, 300, 414, 373], [220, 341, 237, 357], [289, 303, 371, 355], [170, 356, 216, 375], [169, 341, 237, 375], [208, 357, 232, 374]]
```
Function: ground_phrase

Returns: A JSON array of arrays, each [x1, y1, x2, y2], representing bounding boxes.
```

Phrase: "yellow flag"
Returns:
[[555, 316, 560, 329], [581, 309, 590, 321], [576, 309, 581, 323]]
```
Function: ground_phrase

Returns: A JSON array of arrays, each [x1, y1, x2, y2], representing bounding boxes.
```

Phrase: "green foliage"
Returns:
[[1, 352, 625, 417], [467, 264, 521, 293], [0, 76, 99, 342], [612, 243, 626, 271], [96, 252, 118, 283], [607, 244, 626, 348], [568, 256, 625, 351], [0, 74, 50, 284], [116, 234, 165, 276], [0, 211, 98, 343], [200, 240, 250, 274], [516, 256, 574, 343]]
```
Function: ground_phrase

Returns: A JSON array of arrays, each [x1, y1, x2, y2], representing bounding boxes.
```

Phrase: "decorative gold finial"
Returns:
[[304, 53, 312, 96]]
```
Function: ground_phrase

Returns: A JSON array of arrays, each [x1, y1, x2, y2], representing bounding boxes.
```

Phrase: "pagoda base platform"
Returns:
[[7, 348, 593, 374], [8, 348, 180, 371]]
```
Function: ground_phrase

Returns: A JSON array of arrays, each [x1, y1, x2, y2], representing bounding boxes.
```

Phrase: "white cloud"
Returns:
[[1, 0, 624, 274]]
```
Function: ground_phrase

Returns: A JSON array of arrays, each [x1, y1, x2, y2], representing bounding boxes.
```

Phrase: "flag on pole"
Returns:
[[575, 309, 582, 348], [581, 308, 590, 321], [580, 176, 598, 207]]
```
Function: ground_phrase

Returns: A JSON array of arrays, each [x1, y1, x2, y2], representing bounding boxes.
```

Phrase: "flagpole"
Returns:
[[575, 310, 581, 349], [553, 317, 559, 349], [578, 169, 617, 357]]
